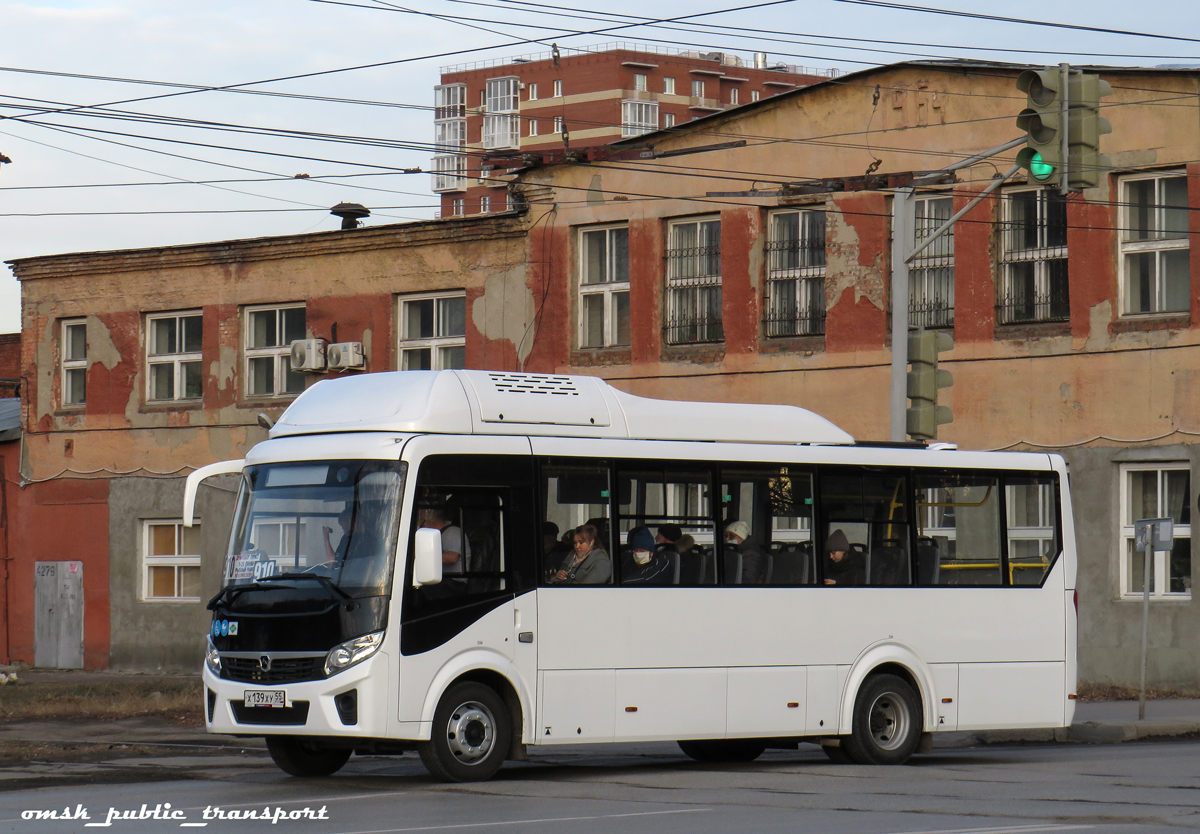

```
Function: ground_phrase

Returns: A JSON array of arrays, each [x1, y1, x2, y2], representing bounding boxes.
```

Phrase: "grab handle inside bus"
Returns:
[[183, 459, 246, 527], [413, 527, 443, 587]]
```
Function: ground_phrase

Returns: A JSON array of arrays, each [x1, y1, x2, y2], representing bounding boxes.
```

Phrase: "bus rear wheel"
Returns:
[[678, 739, 766, 763], [419, 682, 511, 782], [842, 674, 922, 765], [265, 736, 352, 777]]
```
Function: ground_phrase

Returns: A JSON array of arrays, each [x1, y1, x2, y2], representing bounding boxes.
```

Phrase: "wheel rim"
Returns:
[[867, 690, 910, 751], [444, 700, 495, 765]]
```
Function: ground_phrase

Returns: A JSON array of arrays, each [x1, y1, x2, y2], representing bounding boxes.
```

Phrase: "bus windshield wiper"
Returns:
[[257, 573, 353, 600]]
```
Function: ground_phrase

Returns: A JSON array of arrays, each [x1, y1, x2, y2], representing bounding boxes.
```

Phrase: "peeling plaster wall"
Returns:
[[472, 264, 536, 368]]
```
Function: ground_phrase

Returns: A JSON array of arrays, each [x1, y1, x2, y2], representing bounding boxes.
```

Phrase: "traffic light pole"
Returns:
[[1058, 62, 1071, 196], [889, 187, 915, 441]]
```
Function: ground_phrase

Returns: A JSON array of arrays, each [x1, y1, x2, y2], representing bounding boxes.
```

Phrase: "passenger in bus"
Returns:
[[321, 507, 353, 563], [724, 520, 766, 584], [823, 528, 864, 586], [542, 521, 570, 575], [550, 524, 611, 585], [622, 527, 671, 586], [675, 534, 705, 585], [655, 524, 682, 552], [418, 508, 472, 576]]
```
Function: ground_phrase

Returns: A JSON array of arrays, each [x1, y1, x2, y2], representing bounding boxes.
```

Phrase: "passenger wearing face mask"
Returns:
[[621, 526, 672, 586]]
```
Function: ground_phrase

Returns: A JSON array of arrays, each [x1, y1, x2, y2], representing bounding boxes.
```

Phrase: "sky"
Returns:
[[2, 0, 1199, 334]]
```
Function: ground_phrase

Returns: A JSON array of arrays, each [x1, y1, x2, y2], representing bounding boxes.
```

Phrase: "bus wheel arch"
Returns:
[[418, 680, 513, 782], [839, 644, 936, 741], [419, 650, 533, 747], [451, 668, 526, 761]]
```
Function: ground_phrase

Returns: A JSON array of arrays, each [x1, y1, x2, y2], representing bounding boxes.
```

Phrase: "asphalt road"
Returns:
[[1, 738, 1198, 834]]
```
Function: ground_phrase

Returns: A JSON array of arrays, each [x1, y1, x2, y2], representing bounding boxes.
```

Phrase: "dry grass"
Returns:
[[0, 676, 203, 725], [1077, 680, 1200, 702]]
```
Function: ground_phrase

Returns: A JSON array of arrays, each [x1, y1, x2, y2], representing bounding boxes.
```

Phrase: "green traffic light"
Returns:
[[1029, 151, 1055, 181]]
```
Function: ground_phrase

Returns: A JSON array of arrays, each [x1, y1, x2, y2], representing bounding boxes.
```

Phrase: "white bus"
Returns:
[[186, 370, 1077, 782]]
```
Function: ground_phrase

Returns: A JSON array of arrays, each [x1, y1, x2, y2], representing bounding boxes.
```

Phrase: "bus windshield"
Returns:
[[224, 460, 406, 597]]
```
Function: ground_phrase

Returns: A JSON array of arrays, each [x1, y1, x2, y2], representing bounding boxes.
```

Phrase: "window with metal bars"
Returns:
[[764, 209, 826, 337], [664, 218, 722, 345], [910, 196, 955, 329], [997, 188, 1068, 325]]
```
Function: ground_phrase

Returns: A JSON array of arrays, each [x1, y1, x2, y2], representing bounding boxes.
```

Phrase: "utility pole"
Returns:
[[889, 188, 914, 441]]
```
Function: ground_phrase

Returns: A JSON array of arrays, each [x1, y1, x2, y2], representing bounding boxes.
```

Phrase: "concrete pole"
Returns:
[[890, 187, 915, 441]]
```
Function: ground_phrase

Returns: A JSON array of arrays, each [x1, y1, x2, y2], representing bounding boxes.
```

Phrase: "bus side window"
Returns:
[[540, 460, 614, 586], [914, 473, 1003, 586], [720, 466, 815, 586], [1006, 475, 1059, 586], [819, 470, 911, 587], [618, 464, 714, 586]]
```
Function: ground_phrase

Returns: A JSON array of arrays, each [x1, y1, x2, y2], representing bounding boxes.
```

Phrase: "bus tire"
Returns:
[[677, 739, 766, 763], [419, 682, 511, 782], [841, 674, 922, 765], [265, 736, 352, 777]]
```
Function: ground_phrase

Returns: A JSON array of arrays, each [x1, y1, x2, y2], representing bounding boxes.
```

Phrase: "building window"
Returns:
[[553, 79, 563, 98], [730, 88, 739, 105], [147, 312, 202, 402], [997, 188, 1068, 325], [143, 520, 202, 602], [665, 217, 722, 345], [245, 304, 305, 398], [506, 192, 514, 212], [578, 224, 630, 349], [1121, 172, 1189, 315], [910, 196, 955, 328], [663, 113, 676, 129], [452, 198, 464, 216], [399, 291, 466, 370], [61, 319, 87, 406], [483, 76, 520, 149], [621, 100, 659, 137], [751, 90, 760, 102], [529, 119, 538, 137], [1120, 464, 1191, 599], [480, 195, 491, 214], [528, 82, 538, 100], [664, 77, 675, 95], [553, 116, 563, 134], [691, 79, 704, 98], [634, 73, 647, 92], [432, 84, 467, 192], [765, 209, 825, 337]]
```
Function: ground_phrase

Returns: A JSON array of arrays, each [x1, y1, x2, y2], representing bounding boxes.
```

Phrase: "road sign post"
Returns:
[[1133, 517, 1174, 720]]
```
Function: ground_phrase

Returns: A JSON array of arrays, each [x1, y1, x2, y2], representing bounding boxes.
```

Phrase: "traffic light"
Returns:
[[906, 330, 953, 441], [1066, 73, 1112, 190], [1015, 68, 1066, 187]]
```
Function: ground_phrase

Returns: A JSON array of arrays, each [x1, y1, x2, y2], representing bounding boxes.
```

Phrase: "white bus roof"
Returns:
[[270, 370, 856, 446]]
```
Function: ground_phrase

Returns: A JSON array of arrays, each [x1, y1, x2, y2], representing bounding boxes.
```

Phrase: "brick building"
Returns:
[[4, 59, 1199, 685], [432, 44, 833, 218]]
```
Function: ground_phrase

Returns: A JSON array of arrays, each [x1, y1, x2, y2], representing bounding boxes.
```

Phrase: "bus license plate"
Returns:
[[244, 690, 285, 708]]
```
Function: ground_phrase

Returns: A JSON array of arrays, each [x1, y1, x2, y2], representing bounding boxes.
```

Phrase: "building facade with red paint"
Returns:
[[3, 60, 1199, 686], [432, 44, 833, 218]]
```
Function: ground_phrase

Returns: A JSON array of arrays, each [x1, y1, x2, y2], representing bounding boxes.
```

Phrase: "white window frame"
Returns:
[[244, 303, 306, 399], [1119, 170, 1190, 316], [553, 116, 563, 134], [1119, 463, 1192, 600], [483, 76, 520, 150], [634, 73, 648, 92], [910, 195, 955, 329], [146, 310, 203, 402], [397, 290, 467, 371], [765, 209, 826, 337], [528, 82, 538, 101], [480, 195, 491, 214], [664, 77, 675, 95], [433, 84, 467, 192], [751, 90, 760, 102], [621, 100, 659, 137], [142, 519, 202, 603], [663, 113, 676, 129], [61, 318, 87, 407], [691, 79, 704, 98], [452, 198, 464, 216], [528, 118, 539, 137], [997, 187, 1069, 325], [553, 79, 563, 98], [577, 224, 631, 350], [730, 88, 739, 105], [665, 216, 723, 345]]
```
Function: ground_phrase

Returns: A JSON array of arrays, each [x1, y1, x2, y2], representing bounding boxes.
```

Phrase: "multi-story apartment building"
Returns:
[[431, 44, 834, 217], [4, 60, 1199, 689]]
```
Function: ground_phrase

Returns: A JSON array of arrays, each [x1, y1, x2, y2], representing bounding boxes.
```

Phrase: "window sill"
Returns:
[[660, 342, 726, 364], [141, 597, 203, 604], [140, 400, 204, 413], [1117, 594, 1192, 603], [570, 348, 632, 367], [1111, 313, 1191, 334], [993, 320, 1071, 340], [759, 333, 825, 355]]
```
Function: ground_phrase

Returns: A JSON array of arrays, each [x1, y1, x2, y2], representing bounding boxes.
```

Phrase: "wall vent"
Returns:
[[488, 373, 580, 396]]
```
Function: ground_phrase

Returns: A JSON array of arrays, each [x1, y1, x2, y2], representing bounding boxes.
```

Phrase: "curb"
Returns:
[[949, 721, 1200, 747]]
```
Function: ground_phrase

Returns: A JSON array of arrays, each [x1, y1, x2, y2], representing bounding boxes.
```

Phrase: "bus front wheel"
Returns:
[[265, 736, 352, 777], [419, 682, 511, 782], [842, 674, 922, 765]]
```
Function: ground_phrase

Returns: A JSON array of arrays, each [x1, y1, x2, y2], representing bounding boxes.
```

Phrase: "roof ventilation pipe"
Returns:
[[754, 52, 768, 69], [331, 202, 370, 230]]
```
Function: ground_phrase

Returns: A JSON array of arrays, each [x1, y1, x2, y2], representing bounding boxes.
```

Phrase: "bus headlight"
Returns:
[[205, 637, 221, 677], [325, 631, 384, 677]]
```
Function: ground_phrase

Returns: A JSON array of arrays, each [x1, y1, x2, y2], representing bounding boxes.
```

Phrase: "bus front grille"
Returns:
[[222, 655, 325, 684]]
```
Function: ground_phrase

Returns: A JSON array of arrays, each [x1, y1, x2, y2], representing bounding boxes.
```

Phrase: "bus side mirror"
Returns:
[[413, 528, 443, 587]]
